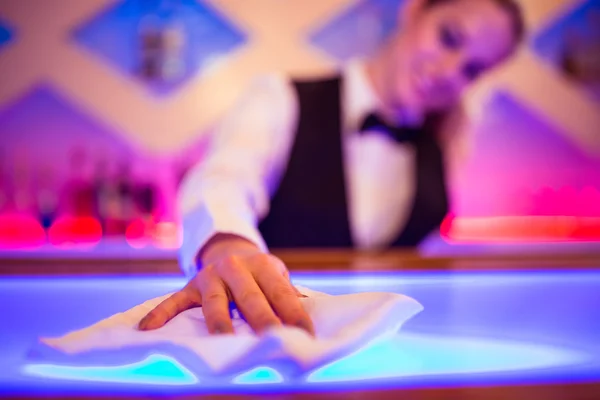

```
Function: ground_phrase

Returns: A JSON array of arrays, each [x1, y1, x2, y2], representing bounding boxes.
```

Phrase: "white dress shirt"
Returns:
[[178, 60, 420, 276]]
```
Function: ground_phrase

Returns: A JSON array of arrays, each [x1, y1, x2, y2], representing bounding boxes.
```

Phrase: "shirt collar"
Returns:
[[342, 58, 426, 131], [342, 58, 384, 133]]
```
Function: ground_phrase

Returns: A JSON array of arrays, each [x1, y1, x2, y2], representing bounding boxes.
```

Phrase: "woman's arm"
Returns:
[[137, 74, 314, 336], [177, 74, 298, 276]]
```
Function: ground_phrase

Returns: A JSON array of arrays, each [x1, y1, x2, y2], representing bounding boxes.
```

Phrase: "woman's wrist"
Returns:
[[197, 233, 263, 267]]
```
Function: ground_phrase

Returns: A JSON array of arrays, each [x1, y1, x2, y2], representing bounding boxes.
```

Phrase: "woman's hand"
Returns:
[[137, 234, 314, 335]]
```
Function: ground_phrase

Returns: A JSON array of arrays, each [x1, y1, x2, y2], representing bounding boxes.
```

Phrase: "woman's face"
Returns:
[[385, 0, 518, 117]]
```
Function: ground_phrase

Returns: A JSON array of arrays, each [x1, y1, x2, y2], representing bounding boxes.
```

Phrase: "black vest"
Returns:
[[258, 76, 449, 248]]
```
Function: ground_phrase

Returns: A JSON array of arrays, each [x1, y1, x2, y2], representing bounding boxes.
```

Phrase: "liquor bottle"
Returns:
[[0, 151, 7, 214], [93, 160, 116, 235], [137, 15, 162, 81], [115, 162, 134, 235], [66, 147, 94, 218], [12, 151, 34, 215], [561, 10, 600, 100], [136, 0, 185, 85], [35, 166, 58, 230]]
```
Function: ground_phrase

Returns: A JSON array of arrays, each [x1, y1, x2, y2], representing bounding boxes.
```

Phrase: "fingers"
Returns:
[[219, 256, 281, 333], [196, 269, 234, 334], [137, 252, 310, 337], [293, 285, 307, 298], [282, 265, 306, 298], [253, 258, 314, 336], [138, 289, 201, 331]]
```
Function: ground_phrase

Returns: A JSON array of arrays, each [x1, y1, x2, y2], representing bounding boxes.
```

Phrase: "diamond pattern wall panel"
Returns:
[[309, 0, 405, 62], [0, 19, 12, 49], [532, 0, 600, 100], [0, 0, 598, 231], [533, 0, 599, 64], [72, 0, 247, 95], [452, 91, 600, 218], [0, 86, 137, 178]]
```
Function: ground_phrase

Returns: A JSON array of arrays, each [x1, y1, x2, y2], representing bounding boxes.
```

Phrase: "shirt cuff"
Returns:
[[178, 202, 268, 278]]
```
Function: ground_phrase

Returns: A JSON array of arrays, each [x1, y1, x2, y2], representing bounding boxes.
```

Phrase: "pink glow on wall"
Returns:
[[450, 92, 600, 219]]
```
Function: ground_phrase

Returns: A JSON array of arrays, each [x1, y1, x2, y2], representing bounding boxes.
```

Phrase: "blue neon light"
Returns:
[[22, 354, 198, 385], [307, 333, 589, 382], [2, 270, 599, 393], [232, 367, 284, 384], [21, 333, 588, 386]]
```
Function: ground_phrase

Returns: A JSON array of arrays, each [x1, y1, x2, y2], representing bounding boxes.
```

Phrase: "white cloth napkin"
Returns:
[[31, 287, 423, 378]]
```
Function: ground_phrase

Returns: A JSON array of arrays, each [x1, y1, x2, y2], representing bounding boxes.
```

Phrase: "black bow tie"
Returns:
[[359, 113, 420, 144]]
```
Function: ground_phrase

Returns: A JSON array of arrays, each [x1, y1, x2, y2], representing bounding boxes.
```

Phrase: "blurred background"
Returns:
[[0, 0, 599, 255]]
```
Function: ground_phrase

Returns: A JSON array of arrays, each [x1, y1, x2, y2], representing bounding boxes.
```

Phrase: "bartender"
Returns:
[[139, 0, 525, 336]]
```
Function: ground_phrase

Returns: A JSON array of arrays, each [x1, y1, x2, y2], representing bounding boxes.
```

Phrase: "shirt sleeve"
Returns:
[[177, 74, 297, 277]]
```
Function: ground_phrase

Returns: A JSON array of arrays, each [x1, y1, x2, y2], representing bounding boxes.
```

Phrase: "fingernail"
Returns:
[[295, 320, 314, 336], [213, 322, 226, 334], [137, 318, 148, 330], [293, 287, 307, 297], [258, 321, 280, 335]]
